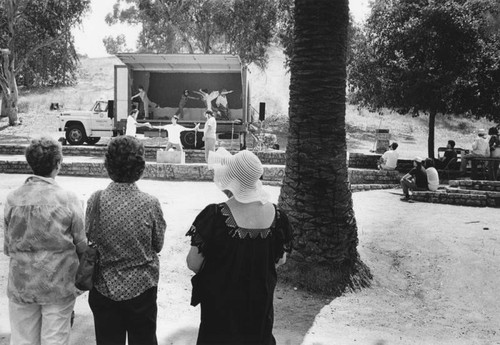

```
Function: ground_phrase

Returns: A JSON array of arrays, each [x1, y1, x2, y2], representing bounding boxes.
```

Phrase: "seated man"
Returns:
[[378, 142, 399, 170], [434, 140, 457, 169], [400, 156, 428, 201], [460, 129, 490, 173]]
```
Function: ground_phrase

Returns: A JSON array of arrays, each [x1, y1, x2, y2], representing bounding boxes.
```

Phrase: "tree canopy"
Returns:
[[105, 0, 278, 67], [0, 0, 90, 88], [348, 0, 500, 157], [0, 0, 90, 124]]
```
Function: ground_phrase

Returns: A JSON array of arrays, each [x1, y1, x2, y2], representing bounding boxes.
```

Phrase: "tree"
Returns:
[[277, 0, 371, 294], [0, 0, 90, 124], [105, 0, 278, 67], [349, 0, 500, 158], [103, 34, 130, 55]]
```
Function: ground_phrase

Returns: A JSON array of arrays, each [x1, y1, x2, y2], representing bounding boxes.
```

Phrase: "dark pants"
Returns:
[[89, 287, 158, 345]]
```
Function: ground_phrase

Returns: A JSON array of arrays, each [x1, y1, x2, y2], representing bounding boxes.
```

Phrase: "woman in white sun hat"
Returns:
[[186, 148, 293, 345]]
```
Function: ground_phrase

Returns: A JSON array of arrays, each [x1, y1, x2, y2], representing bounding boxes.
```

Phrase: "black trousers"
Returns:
[[89, 286, 158, 345]]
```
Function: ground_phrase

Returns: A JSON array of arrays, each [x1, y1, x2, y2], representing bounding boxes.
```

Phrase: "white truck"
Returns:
[[58, 54, 256, 148]]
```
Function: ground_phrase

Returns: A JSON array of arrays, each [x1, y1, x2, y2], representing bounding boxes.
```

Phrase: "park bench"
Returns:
[[470, 156, 500, 180]]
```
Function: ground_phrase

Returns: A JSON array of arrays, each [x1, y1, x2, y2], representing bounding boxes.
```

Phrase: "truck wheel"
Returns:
[[86, 137, 101, 145], [65, 125, 87, 145], [181, 131, 204, 149]]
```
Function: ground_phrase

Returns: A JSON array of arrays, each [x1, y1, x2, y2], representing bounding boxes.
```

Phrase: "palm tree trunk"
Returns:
[[278, 0, 371, 295]]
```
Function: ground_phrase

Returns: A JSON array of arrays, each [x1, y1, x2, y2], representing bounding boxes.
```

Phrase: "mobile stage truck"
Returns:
[[58, 54, 255, 149]]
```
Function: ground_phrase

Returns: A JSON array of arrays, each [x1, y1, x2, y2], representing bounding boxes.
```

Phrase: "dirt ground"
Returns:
[[0, 174, 499, 345]]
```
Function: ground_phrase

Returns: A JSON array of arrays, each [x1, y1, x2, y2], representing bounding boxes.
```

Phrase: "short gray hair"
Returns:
[[25, 136, 62, 176]]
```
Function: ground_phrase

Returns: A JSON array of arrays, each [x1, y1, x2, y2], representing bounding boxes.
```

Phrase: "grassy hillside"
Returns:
[[6, 47, 498, 159]]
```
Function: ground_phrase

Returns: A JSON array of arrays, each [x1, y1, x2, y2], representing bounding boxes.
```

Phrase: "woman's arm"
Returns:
[[276, 252, 287, 268], [187, 246, 205, 273]]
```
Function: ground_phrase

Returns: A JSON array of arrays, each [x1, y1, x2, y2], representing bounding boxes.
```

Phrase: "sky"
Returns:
[[73, 0, 371, 58]]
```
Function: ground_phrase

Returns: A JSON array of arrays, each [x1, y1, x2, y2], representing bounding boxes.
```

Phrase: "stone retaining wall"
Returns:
[[0, 144, 286, 165], [0, 159, 403, 187], [1, 144, 415, 168], [348, 168, 401, 184], [347, 152, 413, 172]]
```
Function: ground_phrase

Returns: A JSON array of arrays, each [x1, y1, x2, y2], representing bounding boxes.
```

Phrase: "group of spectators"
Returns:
[[378, 125, 500, 201], [3, 135, 292, 345]]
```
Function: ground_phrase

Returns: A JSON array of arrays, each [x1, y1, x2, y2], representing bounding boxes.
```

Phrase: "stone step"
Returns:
[[449, 179, 500, 191], [411, 190, 490, 207], [445, 186, 500, 198]]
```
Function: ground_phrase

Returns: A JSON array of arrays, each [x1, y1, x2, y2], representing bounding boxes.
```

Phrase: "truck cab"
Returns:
[[58, 100, 114, 145]]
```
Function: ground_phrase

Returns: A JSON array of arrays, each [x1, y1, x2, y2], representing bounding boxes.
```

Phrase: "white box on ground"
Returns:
[[156, 150, 185, 164]]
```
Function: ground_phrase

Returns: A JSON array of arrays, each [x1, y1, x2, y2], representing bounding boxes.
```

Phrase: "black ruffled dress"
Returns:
[[186, 202, 293, 345]]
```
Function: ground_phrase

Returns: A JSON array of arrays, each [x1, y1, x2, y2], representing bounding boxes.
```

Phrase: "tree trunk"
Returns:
[[0, 49, 19, 125], [428, 110, 436, 159], [277, 0, 371, 295]]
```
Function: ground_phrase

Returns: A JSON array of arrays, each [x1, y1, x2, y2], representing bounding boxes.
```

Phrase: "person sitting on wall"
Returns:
[[400, 156, 428, 202], [460, 129, 490, 174], [377, 142, 399, 170], [152, 115, 200, 152], [424, 158, 440, 191], [126, 106, 152, 137], [434, 140, 458, 169]]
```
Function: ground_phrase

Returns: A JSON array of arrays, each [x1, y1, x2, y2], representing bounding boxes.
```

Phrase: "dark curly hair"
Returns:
[[105, 136, 145, 183], [25, 137, 62, 177]]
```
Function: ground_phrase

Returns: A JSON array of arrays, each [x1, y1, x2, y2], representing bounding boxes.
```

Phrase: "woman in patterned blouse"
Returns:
[[4, 136, 86, 345], [87, 136, 167, 345]]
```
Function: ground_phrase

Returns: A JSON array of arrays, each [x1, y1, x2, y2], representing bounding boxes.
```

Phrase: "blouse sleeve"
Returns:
[[274, 207, 293, 263], [185, 203, 218, 255]]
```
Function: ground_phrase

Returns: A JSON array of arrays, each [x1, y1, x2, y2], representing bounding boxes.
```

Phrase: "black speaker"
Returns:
[[259, 102, 266, 121], [107, 100, 114, 119]]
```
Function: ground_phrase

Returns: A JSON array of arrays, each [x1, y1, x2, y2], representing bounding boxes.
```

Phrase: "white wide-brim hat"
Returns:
[[208, 148, 269, 204]]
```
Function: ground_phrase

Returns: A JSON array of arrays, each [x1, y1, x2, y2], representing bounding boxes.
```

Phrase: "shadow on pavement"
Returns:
[[273, 283, 334, 345]]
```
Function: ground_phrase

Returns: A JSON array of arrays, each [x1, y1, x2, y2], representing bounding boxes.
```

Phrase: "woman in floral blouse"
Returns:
[[87, 135, 166, 345], [4, 136, 86, 345]]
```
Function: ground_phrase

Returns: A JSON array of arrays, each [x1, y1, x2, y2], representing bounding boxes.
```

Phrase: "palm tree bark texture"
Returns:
[[278, 0, 372, 295]]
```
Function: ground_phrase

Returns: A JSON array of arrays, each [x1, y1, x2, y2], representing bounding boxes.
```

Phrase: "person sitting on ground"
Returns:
[[152, 115, 200, 152], [488, 127, 500, 180], [424, 158, 440, 191], [460, 129, 490, 173], [126, 106, 152, 137], [378, 142, 399, 170], [4, 136, 86, 345], [400, 156, 428, 201], [434, 140, 457, 169]]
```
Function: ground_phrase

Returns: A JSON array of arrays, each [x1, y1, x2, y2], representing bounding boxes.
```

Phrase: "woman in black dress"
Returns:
[[186, 148, 292, 345]]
